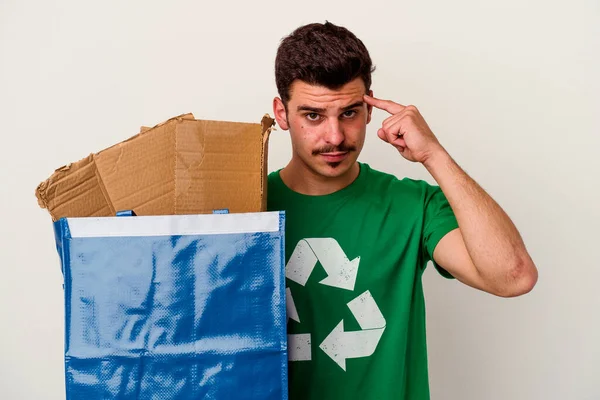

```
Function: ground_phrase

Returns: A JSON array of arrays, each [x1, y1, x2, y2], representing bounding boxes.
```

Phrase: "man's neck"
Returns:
[[279, 159, 360, 196]]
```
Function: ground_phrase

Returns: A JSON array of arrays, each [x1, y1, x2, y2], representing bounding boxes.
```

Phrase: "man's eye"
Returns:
[[306, 113, 320, 121], [342, 110, 357, 118]]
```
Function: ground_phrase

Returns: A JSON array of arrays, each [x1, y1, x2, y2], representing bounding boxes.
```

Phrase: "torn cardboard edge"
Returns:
[[36, 113, 276, 221]]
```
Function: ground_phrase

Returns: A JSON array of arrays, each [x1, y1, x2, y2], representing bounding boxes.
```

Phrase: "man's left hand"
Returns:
[[364, 94, 445, 164]]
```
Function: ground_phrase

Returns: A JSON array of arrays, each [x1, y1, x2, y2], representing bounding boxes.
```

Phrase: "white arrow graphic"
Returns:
[[288, 333, 311, 361], [319, 290, 386, 371], [286, 287, 300, 323], [286, 238, 360, 291]]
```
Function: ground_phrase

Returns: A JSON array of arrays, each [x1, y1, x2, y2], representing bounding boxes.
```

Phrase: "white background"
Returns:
[[1, 1, 598, 399]]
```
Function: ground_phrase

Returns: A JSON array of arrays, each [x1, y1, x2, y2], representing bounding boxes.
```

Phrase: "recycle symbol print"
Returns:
[[285, 238, 386, 371]]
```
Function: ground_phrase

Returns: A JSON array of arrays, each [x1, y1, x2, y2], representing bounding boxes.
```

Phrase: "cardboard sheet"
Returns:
[[36, 113, 275, 220]]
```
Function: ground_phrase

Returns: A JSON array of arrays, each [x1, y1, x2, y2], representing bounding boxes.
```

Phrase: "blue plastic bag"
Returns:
[[53, 211, 287, 399]]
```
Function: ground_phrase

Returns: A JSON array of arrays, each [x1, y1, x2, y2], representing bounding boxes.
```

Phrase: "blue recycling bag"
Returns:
[[53, 211, 287, 399]]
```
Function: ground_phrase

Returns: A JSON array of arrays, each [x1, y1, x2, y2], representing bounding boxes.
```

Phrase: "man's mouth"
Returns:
[[319, 151, 348, 162]]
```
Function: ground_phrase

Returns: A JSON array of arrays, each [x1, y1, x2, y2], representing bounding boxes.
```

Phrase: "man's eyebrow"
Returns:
[[341, 101, 364, 111], [297, 105, 326, 113], [296, 101, 364, 113]]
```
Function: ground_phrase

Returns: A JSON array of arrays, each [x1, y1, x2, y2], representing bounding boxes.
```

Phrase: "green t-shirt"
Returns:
[[267, 162, 459, 400]]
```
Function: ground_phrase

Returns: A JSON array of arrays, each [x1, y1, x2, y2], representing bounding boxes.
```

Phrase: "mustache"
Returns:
[[312, 144, 356, 156]]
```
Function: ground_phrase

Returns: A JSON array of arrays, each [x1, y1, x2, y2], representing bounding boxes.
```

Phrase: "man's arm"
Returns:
[[425, 150, 537, 297], [363, 94, 538, 297]]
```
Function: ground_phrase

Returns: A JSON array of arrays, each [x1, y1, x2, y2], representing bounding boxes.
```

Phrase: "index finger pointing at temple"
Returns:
[[363, 94, 405, 114]]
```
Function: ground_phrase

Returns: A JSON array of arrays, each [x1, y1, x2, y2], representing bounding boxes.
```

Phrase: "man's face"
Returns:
[[273, 78, 373, 179]]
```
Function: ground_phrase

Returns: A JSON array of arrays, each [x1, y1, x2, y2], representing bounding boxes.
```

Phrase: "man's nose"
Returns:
[[324, 118, 344, 146]]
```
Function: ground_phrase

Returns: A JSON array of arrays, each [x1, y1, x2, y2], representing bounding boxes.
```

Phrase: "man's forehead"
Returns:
[[289, 80, 366, 110]]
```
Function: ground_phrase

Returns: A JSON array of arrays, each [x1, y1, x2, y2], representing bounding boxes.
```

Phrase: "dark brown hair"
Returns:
[[275, 21, 375, 105]]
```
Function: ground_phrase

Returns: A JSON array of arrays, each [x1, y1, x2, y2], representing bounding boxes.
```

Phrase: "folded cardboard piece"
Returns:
[[36, 113, 275, 221]]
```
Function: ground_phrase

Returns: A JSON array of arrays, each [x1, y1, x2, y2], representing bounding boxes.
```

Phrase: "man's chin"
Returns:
[[315, 158, 356, 178]]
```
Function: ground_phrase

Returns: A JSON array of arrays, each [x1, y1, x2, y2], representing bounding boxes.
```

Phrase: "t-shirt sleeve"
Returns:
[[422, 184, 459, 279]]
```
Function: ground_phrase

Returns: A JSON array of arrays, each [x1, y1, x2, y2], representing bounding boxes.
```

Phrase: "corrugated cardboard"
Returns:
[[36, 113, 275, 221]]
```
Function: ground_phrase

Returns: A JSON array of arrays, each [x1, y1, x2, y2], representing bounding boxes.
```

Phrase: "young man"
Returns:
[[267, 22, 537, 399]]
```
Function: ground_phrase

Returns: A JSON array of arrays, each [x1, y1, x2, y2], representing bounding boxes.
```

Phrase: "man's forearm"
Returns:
[[423, 148, 537, 292]]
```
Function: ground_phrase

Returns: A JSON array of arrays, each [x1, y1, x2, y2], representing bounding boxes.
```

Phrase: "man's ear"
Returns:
[[366, 89, 374, 124], [273, 97, 289, 130]]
